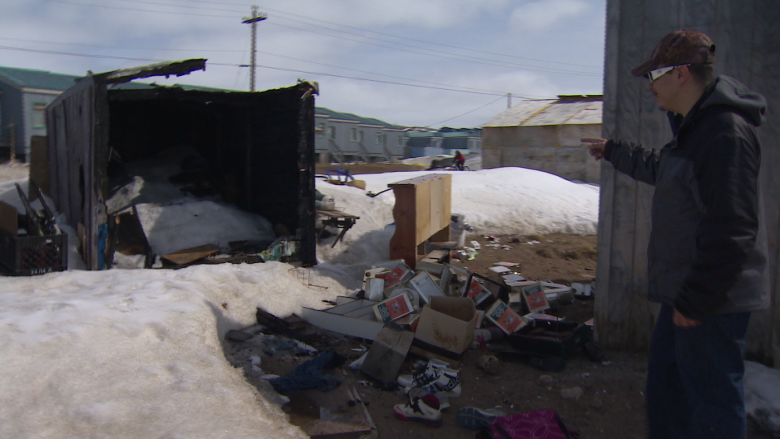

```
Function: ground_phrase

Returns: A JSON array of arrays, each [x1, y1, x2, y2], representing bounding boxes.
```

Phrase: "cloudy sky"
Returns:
[[1, 0, 606, 128]]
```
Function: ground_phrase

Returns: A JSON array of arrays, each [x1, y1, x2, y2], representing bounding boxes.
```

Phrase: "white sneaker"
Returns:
[[408, 386, 450, 411], [397, 359, 458, 389], [402, 369, 462, 398], [393, 393, 442, 427]]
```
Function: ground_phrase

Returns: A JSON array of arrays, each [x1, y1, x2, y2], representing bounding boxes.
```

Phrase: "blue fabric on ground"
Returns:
[[269, 350, 341, 393]]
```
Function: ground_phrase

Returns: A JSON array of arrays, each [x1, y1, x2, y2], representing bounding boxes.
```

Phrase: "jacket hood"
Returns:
[[700, 75, 766, 126]]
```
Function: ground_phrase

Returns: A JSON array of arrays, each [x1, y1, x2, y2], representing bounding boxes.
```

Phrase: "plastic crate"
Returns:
[[508, 319, 592, 358], [0, 228, 68, 276]]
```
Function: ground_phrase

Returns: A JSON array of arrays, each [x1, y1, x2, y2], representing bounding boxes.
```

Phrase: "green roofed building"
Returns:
[[313, 107, 407, 163], [0, 66, 81, 159]]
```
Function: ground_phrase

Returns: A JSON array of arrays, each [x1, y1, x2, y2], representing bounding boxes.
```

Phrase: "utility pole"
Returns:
[[507, 92, 512, 109], [242, 5, 267, 92], [9, 116, 16, 163]]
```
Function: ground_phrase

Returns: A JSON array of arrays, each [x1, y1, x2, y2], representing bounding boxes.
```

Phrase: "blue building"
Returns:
[[405, 127, 482, 158]]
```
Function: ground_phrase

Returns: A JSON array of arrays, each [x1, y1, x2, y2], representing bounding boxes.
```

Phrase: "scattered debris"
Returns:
[[226, 238, 608, 436]]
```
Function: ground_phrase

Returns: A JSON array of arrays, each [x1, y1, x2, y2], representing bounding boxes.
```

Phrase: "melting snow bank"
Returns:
[[745, 360, 780, 435], [0, 262, 353, 439], [315, 167, 599, 265]]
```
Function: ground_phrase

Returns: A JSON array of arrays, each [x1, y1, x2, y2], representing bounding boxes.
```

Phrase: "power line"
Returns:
[[0, 37, 507, 95], [48, 0, 601, 76], [427, 96, 506, 127], [0, 45, 553, 99], [0, 36, 580, 93], [0, 36, 244, 53], [262, 21, 601, 77], [128, 0, 602, 69], [256, 6, 602, 69]]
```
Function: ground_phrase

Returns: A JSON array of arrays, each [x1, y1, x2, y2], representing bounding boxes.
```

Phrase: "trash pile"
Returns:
[[223, 239, 602, 436]]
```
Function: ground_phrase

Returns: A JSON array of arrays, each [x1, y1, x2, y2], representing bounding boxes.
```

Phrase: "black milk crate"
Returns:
[[0, 228, 68, 276], [508, 319, 592, 358]]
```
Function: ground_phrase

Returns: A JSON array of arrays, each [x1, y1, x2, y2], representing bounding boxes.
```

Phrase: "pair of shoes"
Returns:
[[456, 407, 506, 430], [397, 360, 462, 398], [393, 393, 442, 427]]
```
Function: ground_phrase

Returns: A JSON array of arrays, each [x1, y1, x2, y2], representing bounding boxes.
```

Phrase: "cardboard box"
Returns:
[[361, 322, 415, 383], [474, 310, 486, 328], [376, 262, 412, 291], [486, 300, 527, 334], [365, 277, 385, 301], [520, 282, 550, 314], [463, 272, 510, 309], [464, 277, 493, 306], [439, 263, 469, 296], [410, 296, 476, 364], [407, 271, 444, 304], [373, 294, 414, 322]]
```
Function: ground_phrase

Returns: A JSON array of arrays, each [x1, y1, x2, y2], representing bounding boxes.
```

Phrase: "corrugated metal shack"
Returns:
[[598, 1, 780, 366], [45, 59, 318, 269], [482, 95, 602, 184]]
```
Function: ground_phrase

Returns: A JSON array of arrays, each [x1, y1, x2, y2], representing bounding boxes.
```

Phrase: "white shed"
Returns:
[[482, 95, 602, 183]]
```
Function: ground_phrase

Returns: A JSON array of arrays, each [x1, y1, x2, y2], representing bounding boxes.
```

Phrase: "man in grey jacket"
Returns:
[[583, 30, 769, 439]]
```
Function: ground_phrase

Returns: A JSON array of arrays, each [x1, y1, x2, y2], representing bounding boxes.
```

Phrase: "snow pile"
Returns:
[[0, 166, 599, 438]]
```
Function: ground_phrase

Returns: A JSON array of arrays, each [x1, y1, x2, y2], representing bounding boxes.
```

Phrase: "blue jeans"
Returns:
[[646, 303, 751, 439]]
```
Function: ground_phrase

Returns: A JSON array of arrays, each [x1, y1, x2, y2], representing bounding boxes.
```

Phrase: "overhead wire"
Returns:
[[49, 0, 600, 76], [0, 45, 551, 99], [122, 0, 602, 69], [13, 0, 593, 101], [0, 37, 530, 96], [427, 95, 506, 128]]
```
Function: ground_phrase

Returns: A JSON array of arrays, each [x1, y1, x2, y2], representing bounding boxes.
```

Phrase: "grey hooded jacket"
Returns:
[[604, 75, 770, 320]]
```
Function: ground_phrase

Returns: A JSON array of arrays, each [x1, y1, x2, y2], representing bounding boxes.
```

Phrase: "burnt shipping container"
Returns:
[[45, 59, 317, 269]]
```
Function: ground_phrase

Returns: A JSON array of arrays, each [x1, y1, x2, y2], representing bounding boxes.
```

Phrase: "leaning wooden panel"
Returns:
[[388, 174, 451, 269]]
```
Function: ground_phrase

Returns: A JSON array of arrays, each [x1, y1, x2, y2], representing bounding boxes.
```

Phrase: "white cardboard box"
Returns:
[[411, 296, 476, 365], [407, 271, 444, 304]]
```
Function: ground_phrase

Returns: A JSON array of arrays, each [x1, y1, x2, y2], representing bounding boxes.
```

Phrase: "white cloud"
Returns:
[[510, 0, 590, 31], [1, 0, 605, 128]]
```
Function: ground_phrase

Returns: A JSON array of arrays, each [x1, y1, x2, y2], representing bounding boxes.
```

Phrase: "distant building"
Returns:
[[405, 127, 482, 158], [0, 66, 80, 160], [314, 108, 406, 163], [482, 95, 602, 183], [0, 65, 409, 164]]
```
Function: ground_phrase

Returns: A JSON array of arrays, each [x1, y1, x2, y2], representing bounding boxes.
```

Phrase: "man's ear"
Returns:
[[675, 65, 692, 84]]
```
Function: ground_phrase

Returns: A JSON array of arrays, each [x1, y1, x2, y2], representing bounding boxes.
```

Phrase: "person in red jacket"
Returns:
[[452, 150, 466, 170]]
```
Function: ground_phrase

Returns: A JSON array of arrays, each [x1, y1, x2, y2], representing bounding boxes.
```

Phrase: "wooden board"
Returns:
[[162, 243, 220, 265], [388, 174, 451, 269]]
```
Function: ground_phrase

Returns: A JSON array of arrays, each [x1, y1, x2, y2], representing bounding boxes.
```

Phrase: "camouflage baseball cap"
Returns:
[[631, 30, 716, 77]]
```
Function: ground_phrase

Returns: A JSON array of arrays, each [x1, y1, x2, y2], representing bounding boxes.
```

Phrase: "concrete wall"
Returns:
[[482, 124, 601, 183]]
